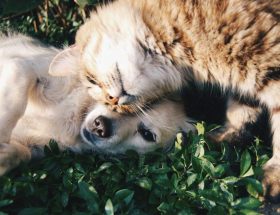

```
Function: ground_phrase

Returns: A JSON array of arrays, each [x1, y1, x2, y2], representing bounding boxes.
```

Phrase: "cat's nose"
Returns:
[[106, 94, 119, 105], [106, 92, 136, 105], [92, 116, 112, 138]]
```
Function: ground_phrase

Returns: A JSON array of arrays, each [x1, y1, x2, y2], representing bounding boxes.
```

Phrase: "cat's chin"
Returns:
[[108, 104, 137, 114], [107, 98, 162, 114]]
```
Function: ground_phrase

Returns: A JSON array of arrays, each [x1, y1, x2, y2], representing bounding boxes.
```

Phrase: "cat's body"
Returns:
[[67, 0, 280, 201]]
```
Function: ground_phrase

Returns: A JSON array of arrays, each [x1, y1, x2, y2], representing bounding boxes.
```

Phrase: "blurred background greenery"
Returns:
[[0, 0, 109, 46]]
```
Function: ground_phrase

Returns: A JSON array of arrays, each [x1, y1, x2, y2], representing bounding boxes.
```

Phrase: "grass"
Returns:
[[0, 1, 272, 214]]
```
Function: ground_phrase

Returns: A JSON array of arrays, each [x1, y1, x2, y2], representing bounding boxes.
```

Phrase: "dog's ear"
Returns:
[[49, 45, 80, 77]]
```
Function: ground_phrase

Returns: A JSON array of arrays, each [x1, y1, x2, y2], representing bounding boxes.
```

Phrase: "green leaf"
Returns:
[[192, 157, 202, 173], [238, 209, 261, 215], [222, 176, 239, 185], [78, 182, 99, 213], [96, 162, 113, 173], [187, 173, 197, 187], [171, 174, 179, 189], [196, 122, 205, 135], [214, 164, 229, 178], [0, 199, 13, 208], [232, 197, 262, 210], [75, 163, 85, 174], [185, 191, 196, 198], [61, 191, 69, 208], [242, 166, 254, 177], [220, 143, 230, 161], [74, 0, 88, 8], [105, 199, 114, 215], [74, 0, 98, 8], [219, 183, 234, 203], [18, 208, 47, 215], [199, 189, 228, 206], [198, 180, 205, 190], [208, 206, 227, 215], [114, 189, 134, 206], [240, 150, 252, 176], [246, 183, 259, 198], [194, 144, 205, 158], [200, 157, 215, 176], [136, 177, 152, 190], [241, 178, 263, 198], [0, 0, 43, 17], [49, 140, 60, 154], [157, 202, 171, 213], [78, 182, 98, 201], [178, 209, 193, 215], [257, 154, 270, 167], [175, 133, 183, 151]]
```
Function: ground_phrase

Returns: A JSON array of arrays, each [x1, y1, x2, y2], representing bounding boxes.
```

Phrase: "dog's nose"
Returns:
[[92, 116, 112, 138]]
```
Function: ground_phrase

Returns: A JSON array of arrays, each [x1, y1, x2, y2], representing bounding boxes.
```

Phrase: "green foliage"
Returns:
[[0, 0, 43, 17], [0, 0, 103, 46], [0, 123, 271, 214]]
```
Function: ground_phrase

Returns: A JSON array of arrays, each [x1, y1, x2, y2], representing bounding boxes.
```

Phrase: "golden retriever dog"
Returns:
[[0, 33, 195, 175]]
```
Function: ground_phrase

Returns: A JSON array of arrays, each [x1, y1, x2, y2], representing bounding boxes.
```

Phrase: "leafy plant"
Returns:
[[0, 0, 103, 46], [0, 123, 271, 214]]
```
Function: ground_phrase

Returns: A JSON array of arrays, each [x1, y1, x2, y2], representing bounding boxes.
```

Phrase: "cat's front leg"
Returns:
[[207, 97, 261, 144]]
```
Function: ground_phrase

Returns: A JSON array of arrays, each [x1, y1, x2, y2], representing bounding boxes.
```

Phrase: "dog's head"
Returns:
[[81, 100, 195, 154]]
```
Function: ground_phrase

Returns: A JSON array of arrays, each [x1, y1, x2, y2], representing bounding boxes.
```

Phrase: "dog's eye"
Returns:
[[138, 123, 156, 142], [86, 76, 97, 85]]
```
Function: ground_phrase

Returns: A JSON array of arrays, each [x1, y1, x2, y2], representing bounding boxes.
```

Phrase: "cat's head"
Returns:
[[50, 0, 185, 113]]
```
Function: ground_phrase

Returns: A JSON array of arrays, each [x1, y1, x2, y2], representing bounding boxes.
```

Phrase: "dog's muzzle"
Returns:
[[82, 116, 113, 144]]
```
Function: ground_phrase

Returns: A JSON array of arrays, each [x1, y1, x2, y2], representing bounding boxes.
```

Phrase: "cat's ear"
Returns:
[[49, 45, 80, 77]]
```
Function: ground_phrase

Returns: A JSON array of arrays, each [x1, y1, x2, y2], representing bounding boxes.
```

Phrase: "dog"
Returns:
[[0, 33, 195, 175]]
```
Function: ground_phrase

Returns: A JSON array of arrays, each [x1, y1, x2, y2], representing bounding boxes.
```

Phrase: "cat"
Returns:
[[50, 0, 280, 201]]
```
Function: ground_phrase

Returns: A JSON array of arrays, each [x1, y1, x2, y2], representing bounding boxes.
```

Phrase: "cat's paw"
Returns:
[[0, 143, 21, 176], [206, 126, 253, 144], [206, 126, 241, 143], [263, 163, 280, 203]]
